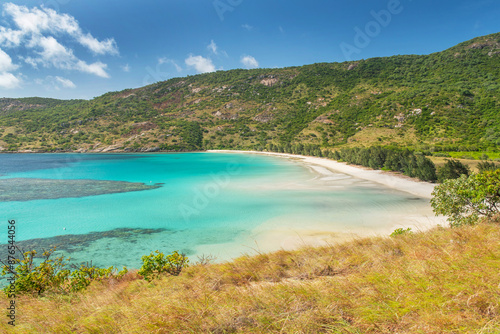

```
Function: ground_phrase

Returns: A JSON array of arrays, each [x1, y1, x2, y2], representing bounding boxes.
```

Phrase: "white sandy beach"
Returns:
[[208, 150, 436, 198], [200, 150, 446, 258]]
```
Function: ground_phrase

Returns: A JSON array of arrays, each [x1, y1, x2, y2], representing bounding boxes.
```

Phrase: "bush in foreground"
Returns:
[[431, 169, 500, 227], [1, 248, 190, 296], [138, 250, 189, 282], [1, 248, 127, 296]]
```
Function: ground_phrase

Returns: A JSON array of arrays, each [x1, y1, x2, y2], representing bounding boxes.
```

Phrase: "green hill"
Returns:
[[1, 32, 499, 153]]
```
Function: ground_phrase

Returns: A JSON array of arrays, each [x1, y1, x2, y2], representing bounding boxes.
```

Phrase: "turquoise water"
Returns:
[[0, 153, 434, 268]]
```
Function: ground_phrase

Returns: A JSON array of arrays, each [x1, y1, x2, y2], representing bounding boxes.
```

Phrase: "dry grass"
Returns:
[[2, 222, 500, 333]]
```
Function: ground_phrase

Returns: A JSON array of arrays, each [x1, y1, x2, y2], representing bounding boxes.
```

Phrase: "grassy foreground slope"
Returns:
[[0, 33, 499, 153], [2, 222, 499, 333]]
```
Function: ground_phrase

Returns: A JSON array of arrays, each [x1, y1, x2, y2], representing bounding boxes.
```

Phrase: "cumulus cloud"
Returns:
[[0, 72, 20, 89], [185, 55, 215, 74], [121, 63, 130, 72], [0, 3, 118, 79], [21, 35, 110, 78], [0, 47, 20, 88], [1, 3, 118, 54], [0, 48, 18, 72], [241, 55, 259, 69]]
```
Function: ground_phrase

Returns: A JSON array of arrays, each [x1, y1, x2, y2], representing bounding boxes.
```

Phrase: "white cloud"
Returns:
[[185, 55, 215, 74], [78, 33, 118, 55], [35, 75, 76, 90], [242, 24, 253, 31], [121, 63, 130, 72], [55, 76, 75, 88], [158, 57, 182, 72], [207, 40, 218, 55], [0, 72, 20, 89], [207, 40, 228, 57], [0, 3, 118, 79], [0, 48, 18, 72], [1, 3, 118, 55], [241, 55, 259, 69], [0, 47, 20, 88], [0, 27, 23, 47], [32, 35, 75, 68], [3, 3, 79, 35], [21, 35, 110, 78], [76, 60, 109, 78]]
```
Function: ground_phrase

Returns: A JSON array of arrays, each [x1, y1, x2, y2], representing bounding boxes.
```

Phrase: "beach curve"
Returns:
[[207, 150, 436, 199]]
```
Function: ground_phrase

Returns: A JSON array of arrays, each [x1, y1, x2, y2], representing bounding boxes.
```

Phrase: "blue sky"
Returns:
[[0, 0, 498, 100]]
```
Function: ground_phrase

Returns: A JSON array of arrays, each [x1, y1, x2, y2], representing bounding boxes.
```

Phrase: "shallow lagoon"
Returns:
[[0, 153, 437, 268]]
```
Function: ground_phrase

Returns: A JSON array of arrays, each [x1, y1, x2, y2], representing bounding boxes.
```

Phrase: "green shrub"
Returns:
[[1, 248, 126, 296], [390, 228, 412, 237], [431, 170, 500, 227], [138, 250, 189, 282]]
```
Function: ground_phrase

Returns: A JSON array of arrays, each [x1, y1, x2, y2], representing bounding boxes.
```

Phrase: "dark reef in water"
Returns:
[[0, 178, 162, 202], [0, 228, 169, 259]]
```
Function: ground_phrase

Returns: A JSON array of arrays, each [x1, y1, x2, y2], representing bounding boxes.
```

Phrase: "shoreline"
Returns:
[[207, 150, 436, 199], [200, 150, 445, 256]]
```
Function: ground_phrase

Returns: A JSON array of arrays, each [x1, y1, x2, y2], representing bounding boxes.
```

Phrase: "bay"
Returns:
[[0, 152, 436, 269]]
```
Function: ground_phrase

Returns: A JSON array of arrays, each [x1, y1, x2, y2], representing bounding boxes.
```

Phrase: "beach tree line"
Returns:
[[263, 143, 500, 183], [263, 144, 439, 182]]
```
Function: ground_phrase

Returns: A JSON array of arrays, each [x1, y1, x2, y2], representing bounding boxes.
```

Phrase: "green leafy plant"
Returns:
[[390, 227, 413, 237], [68, 262, 128, 293], [1, 247, 127, 296], [431, 170, 500, 227], [138, 250, 189, 282]]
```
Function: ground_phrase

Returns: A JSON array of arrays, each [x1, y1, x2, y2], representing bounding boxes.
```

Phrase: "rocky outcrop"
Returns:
[[212, 110, 239, 120], [260, 77, 279, 87], [314, 115, 334, 124], [347, 62, 359, 70], [253, 111, 274, 123]]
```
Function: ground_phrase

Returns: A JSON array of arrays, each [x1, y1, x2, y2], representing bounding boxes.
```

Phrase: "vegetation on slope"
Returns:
[[0, 33, 499, 154]]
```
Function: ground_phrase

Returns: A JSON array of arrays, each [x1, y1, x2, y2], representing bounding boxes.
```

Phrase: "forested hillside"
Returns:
[[0, 33, 499, 154]]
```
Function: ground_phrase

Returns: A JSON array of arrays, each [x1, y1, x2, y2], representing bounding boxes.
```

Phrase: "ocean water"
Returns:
[[0, 153, 436, 268]]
